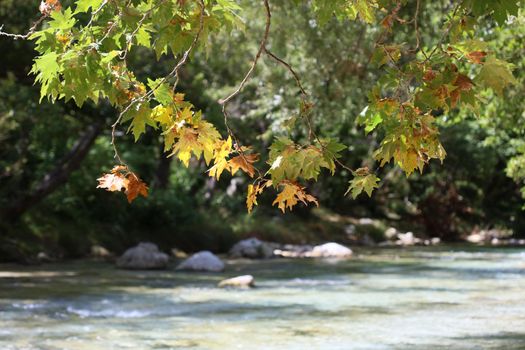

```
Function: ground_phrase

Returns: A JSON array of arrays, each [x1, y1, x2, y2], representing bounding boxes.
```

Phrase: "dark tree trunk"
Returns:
[[153, 145, 173, 190], [1, 123, 103, 221]]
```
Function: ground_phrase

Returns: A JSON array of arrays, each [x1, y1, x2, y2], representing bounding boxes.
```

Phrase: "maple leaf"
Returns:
[[466, 51, 487, 64], [125, 173, 149, 203], [476, 56, 518, 96], [272, 181, 318, 213], [208, 137, 232, 180], [196, 121, 222, 165], [170, 127, 200, 166], [97, 165, 148, 203], [451, 73, 474, 108], [97, 172, 128, 192], [246, 180, 271, 213], [345, 169, 380, 199], [152, 105, 174, 127], [229, 153, 258, 178]]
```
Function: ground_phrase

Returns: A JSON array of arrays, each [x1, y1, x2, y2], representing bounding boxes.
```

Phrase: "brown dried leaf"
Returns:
[[229, 154, 259, 178], [125, 174, 149, 203], [466, 51, 487, 64]]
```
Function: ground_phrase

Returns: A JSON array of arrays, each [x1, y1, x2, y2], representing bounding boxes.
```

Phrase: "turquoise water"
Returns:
[[1, 247, 525, 349]]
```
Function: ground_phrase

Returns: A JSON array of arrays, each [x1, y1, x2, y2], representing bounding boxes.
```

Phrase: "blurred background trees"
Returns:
[[1, 0, 524, 261]]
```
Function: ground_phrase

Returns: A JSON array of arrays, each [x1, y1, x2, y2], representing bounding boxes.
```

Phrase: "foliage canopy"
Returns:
[[1, 0, 523, 212]]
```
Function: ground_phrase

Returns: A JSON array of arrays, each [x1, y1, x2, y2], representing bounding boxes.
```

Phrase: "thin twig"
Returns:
[[424, 2, 461, 63], [218, 0, 271, 105], [0, 15, 47, 40], [264, 48, 307, 96]]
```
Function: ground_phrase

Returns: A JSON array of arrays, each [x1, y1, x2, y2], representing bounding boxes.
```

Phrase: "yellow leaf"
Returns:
[[272, 181, 318, 213], [246, 180, 272, 213], [152, 105, 174, 127], [178, 107, 193, 121], [170, 127, 200, 167], [208, 136, 232, 180]]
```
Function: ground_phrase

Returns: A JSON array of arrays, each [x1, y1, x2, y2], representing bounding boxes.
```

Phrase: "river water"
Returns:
[[1, 246, 525, 349]]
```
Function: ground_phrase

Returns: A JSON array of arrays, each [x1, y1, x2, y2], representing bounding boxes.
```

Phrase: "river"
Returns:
[[1, 246, 525, 349]]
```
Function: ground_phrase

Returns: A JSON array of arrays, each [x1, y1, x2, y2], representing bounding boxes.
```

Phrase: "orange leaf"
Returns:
[[125, 174, 149, 203], [229, 154, 258, 178], [454, 74, 474, 91], [466, 51, 486, 64]]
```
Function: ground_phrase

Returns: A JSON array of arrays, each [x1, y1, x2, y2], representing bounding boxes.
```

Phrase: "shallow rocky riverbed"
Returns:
[[1, 246, 525, 349]]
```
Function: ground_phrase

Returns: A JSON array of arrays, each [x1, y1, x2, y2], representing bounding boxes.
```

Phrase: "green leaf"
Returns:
[[123, 104, 155, 141], [147, 78, 173, 106], [49, 8, 76, 31], [346, 170, 380, 199], [476, 56, 518, 96], [31, 52, 61, 99], [75, 0, 104, 14]]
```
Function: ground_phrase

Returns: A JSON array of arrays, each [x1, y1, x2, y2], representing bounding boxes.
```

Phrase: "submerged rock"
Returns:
[[306, 242, 353, 258], [218, 275, 255, 288], [116, 242, 169, 270], [176, 251, 225, 272], [229, 238, 274, 259]]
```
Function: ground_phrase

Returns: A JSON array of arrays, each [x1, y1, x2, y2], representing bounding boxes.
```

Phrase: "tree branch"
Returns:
[[2, 123, 102, 221]]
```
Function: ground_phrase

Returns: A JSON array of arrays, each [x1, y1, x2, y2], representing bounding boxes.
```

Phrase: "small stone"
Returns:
[[384, 227, 398, 240], [218, 275, 255, 288], [90, 245, 112, 259], [171, 248, 188, 259]]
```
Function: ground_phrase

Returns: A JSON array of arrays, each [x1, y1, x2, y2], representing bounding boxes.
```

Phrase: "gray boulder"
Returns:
[[116, 242, 169, 270], [176, 251, 225, 272], [218, 275, 255, 288], [305, 242, 353, 258], [229, 238, 274, 259]]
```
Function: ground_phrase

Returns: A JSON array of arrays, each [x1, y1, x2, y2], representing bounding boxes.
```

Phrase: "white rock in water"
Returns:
[[306, 242, 353, 258], [116, 242, 169, 270], [176, 251, 225, 272], [218, 275, 255, 288], [466, 233, 484, 244], [229, 238, 274, 259], [396, 232, 416, 246]]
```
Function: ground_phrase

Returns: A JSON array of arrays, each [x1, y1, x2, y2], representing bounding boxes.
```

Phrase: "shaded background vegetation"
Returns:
[[1, 0, 524, 261]]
